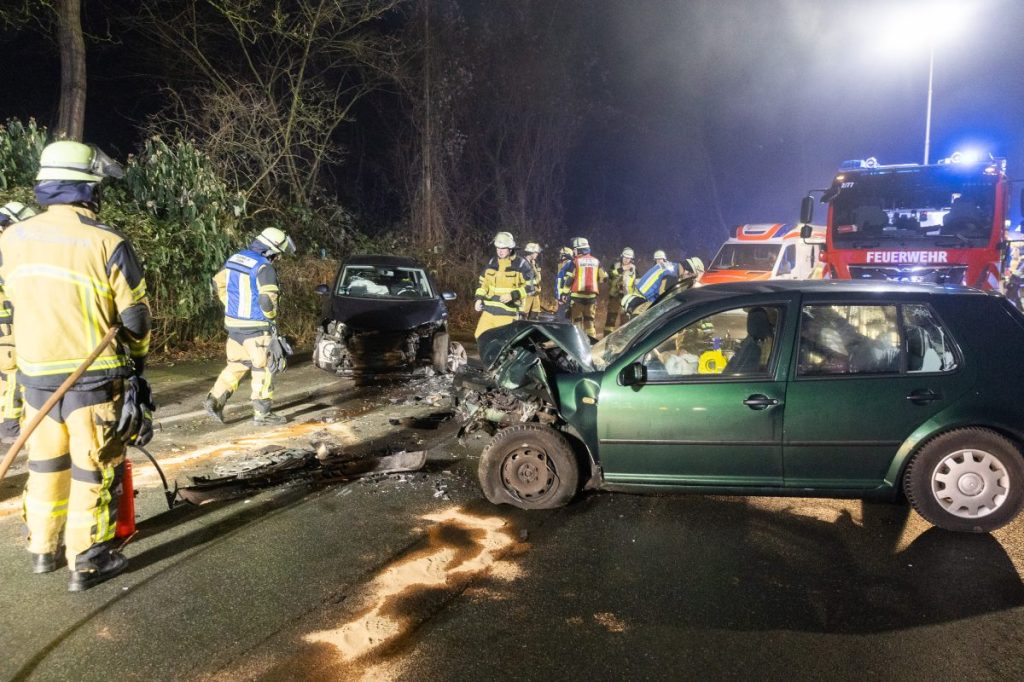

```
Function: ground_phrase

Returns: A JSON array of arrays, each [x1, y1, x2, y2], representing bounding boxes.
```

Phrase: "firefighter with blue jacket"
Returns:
[[0, 201, 37, 441], [635, 250, 679, 303], [473, 231, 535, 338], [0, 141, 152, 591], [204, 227, 295, 426], [564, 237, 607, 340], [554, 246, 574, 321]]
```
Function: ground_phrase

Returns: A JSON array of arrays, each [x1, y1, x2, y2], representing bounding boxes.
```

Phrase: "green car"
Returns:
[[457, 280, 1024, 533]]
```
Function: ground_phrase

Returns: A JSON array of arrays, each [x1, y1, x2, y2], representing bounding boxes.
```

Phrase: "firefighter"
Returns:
[[0, 201, 38, 442], [564, 237, 607, 340], [520, 242, 543, 320], [678, 256, 705, 289], [0, 141, 151, 591], [635, 250, 679, 303], [604, 247, 637, 335], [473, 232, 535, 338], [554, 246, 574, 321], [204, 227, 295, 426]]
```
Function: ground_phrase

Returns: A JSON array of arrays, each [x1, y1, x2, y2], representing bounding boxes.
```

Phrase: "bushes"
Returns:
[[0, 119, 47, 191]]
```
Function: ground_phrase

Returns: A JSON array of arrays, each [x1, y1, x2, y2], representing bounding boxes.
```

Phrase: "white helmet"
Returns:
[[621, 247, 634, 259], [683, 256, 705, 276], [524, 242, 542, 254], [653, 249, 667, 260], [572, 236, 590, 250], [494, 231, 516, 249], [256, 226, 296, 256]]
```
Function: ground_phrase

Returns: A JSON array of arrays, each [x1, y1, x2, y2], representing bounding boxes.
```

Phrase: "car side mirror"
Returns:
[[314, 284, 329, 295], [442, 291, 457, 301], [620, 361, 647, 386], [800, 223, 813, 240], [800, 195, 815, 226]]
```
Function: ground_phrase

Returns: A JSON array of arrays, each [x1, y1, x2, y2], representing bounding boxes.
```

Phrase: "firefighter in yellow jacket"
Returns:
[[604, 246, 636, 335], [204, 227, 295, 426], [0, 201, 38, 442], [0, 141, 152, 591], [474, 232, 535, 338], [520, 242, 543, 320], [564, 237, 607, 340]]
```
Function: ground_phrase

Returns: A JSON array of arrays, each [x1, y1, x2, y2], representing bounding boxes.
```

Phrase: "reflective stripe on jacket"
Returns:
[[555, 260, 573, 297], [636, 262, 677, 302], [570, 255, 601, 294], [216, 249, 279, 332], [609, 261, 637, 296]]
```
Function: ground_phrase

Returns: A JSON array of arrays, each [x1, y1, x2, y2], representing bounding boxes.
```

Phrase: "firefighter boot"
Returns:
[[203, 392, 227, 424], [252, 400, 287, 426], [31, 548, 67, 574], [68, 544, 128, 592]]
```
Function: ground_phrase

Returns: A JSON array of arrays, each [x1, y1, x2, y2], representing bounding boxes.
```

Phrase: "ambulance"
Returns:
[[699, 223, 825, 285]]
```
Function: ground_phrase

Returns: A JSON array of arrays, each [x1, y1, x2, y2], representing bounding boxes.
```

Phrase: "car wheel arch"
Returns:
[[559, 423, 603, 490]]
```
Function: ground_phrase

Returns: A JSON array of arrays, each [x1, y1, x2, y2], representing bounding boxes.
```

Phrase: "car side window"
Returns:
[[903, 304, 958, 372], [798, 305, 900, 376], [642, 305, 783, 380]]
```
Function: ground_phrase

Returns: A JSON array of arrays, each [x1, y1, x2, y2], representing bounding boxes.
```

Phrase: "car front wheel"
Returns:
[[478, 423, 580, 510], [903, 428, 1024, 533]]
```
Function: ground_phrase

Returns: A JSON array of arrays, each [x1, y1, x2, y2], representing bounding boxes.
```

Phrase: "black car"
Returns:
[[313, 255, 460, 376]]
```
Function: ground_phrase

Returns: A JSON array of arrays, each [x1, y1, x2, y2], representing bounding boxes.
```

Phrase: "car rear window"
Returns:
[[797, 303, 957, 377]]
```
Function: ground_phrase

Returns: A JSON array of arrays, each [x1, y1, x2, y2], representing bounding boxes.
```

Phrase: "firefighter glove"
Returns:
[[474, 299, 484, 312], [267, 333, 293, 374], [118, 375, 156, 446]]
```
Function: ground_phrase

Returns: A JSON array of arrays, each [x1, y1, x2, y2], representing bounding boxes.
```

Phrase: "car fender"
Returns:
[[885, 396, 1024, 488]]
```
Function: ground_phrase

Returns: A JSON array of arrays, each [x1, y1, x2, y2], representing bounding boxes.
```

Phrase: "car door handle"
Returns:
[[906, 389, 942, 404], [743, 394, 781, 410]]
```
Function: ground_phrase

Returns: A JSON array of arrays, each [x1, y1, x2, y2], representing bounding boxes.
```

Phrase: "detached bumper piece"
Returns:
[[178, 447, 427, 505]]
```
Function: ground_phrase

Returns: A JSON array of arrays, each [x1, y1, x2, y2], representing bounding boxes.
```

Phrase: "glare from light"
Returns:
[[875, 1, 976, 57]]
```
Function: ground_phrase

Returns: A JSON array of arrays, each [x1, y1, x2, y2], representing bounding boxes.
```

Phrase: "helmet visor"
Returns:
[[90, 146, 124, 180]]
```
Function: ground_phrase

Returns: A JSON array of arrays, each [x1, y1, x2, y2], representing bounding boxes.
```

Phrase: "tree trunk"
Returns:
[[55, 0, 86, 140]]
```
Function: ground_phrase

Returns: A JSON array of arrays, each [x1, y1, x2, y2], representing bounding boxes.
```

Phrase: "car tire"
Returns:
[[431, 331, 449, 374], [903, 428, 1024, 533], [478, 423, 580, 510]]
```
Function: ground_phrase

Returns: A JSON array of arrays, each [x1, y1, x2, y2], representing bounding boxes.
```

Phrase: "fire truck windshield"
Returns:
[[827, 166, 997, 249], [708, 243, 780, 272]]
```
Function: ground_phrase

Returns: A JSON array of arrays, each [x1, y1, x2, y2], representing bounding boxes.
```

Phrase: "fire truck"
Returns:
[[799, 152, 1010, 289]]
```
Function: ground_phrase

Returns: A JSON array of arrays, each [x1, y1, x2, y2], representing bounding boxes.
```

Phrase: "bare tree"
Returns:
[[134, 0, 401, 215]]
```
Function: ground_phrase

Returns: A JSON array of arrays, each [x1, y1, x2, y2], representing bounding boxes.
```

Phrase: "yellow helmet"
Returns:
[[256, 226, 296, 255], [36, 141, 124, 182], [559, 246, 573, 260], [0, 201, 37, 224], [524, 242, 542, 254], [494, 231, 516, 248]]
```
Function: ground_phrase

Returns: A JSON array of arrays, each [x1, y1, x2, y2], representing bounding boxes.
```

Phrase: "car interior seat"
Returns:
[[724, 307, 773, 375]]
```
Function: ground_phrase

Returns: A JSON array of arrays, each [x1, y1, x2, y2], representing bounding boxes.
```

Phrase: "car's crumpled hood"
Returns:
[[329, 296, 445, 333], [478, 321, 594, 373]]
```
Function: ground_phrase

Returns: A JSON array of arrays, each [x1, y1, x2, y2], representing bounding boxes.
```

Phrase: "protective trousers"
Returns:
[[570, 296, 597, 338], [21, 383, 125, 562], [520, 294, 542, 320], [604, 295, 625, 335], [474, 310, 517, 339], [211, 334, 274, 402]]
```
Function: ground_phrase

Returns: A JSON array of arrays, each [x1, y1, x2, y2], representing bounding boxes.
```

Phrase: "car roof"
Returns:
[[343, 254, 426, 268], [682, 280, 994, 301]]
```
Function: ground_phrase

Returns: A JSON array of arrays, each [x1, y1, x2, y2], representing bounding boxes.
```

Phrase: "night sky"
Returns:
[[2, 0, 1022, 257]]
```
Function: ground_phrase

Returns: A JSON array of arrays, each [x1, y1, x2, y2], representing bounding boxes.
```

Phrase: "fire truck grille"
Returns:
[[847, 265, 967, 285]]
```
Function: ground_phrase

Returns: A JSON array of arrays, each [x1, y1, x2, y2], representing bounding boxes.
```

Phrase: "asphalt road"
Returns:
[[0, 356, 1022, 681]]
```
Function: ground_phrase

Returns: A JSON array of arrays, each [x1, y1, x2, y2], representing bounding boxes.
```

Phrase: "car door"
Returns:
[[597, 299, 796, 487], [783, 300, 972, 489]]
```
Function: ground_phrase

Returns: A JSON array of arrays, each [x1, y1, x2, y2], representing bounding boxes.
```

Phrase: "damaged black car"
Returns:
[[313, 255, 464, 376]]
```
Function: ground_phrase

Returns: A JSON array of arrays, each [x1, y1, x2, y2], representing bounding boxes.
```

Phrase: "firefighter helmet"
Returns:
[[621, 247, 635, 259], [683, 256, 705, 277], [36, 141, 124, 182], [559, 246, 573, 260], [256, 226, 296, 256], [494, 231, 516, 249], [653, 249, 667, 260], [524, 242, 542, 254], [572, 237, 590, 250], [0, 201, 37, 225]]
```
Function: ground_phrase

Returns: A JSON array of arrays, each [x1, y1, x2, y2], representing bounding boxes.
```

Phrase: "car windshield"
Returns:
[[827, 165, 997, 248], [591, 294, 692, 370], [337, 265, 433, 299], [709, 244, 781, 272]]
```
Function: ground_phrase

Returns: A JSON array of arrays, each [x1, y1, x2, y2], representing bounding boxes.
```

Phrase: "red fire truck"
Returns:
[[799, 152, 1010, 289]]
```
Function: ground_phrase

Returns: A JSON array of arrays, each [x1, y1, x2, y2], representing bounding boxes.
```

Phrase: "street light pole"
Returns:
[[923, 40, 935, 165]]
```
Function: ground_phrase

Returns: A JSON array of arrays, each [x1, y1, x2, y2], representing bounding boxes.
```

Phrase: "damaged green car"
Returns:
[[456, 280, 1024, 533]]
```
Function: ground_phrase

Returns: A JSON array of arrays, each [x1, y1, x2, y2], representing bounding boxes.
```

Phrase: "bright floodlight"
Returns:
[[878, 1, 974, 53]]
